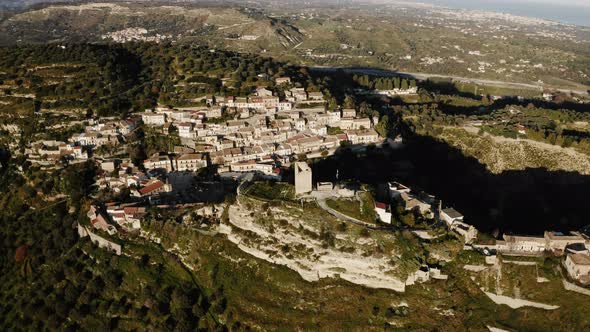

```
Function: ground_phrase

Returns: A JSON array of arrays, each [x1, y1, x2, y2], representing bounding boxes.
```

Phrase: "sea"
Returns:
[[418, 0, 590, 27]]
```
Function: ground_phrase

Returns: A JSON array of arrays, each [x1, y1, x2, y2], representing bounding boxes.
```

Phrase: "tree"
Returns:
[[375, 115, 390, 137], [401, 79, 409, 90], [394, 77, 401, 89], [343, 95, 356, 109]]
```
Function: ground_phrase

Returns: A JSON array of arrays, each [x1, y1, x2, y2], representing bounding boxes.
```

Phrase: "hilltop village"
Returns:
[[2, 40, 590, 331], [15, 70, 590, 292]]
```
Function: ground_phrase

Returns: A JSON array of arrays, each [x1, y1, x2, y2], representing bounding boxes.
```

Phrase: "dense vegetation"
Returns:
[[0, 160, 226, 330], [1, 38, 590, 331]]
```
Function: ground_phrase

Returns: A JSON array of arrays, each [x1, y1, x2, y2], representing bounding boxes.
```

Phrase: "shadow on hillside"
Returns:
[[309, 134, 590, 235]]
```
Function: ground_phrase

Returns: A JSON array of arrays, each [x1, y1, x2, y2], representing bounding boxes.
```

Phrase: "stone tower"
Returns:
[[294, 162, 312, 195]]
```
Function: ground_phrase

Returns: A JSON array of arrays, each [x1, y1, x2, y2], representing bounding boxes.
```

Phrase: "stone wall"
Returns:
[[77, 224, 122, 255]]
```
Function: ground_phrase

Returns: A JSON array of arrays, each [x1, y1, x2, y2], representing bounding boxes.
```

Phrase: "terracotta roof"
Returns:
[[139, 180, 164, 195], [177, 153, 204, 161], [375, 202, 388, 210], [123, 207, 145, 214]]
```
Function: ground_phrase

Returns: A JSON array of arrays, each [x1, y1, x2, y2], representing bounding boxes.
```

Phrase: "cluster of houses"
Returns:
[[372, 181, 479, 244], [86, 204, 145, 234], [139, 85, 380, 178], [71, 118, 139, 148], [96, 156, 174, 203], [25, 118, 140, 168], [78, 203, 145, 256], [487, 231, 590, 284], [372, 181, 590, 286], [25, 140, 88, 168]]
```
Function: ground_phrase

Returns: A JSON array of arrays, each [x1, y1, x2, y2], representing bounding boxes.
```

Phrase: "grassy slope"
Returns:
[[141, 218, 590, 331]]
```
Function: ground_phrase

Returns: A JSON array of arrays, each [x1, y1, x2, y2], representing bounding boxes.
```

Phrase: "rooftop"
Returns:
[[442, 208, 463, 219], [570, 253, 590, 266]]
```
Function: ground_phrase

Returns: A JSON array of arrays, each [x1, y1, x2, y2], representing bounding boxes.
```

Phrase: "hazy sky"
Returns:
[[410, 0, 590, 7], [490, 0, 589, 7], [406, 0, 590, 26]]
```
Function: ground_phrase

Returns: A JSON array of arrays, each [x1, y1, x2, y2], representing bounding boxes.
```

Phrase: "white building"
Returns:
[[564, 253, 590, 284], [144, 154, 173, 172], [142, 112, 166, 125], [175, 153, 207, 172], [177, 122, 194, 138], [544, 231, 586, 253], [496, 235, 546, 255], [441, 208, 464, 227], [374, 202, 391, 224], [230, 160, 275, 176], [294, 161, 312, 195]]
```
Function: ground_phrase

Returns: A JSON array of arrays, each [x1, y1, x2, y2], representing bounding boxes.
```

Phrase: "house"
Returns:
[[101, 160, 118, 172], [388, 182, 411, 199], [341, 108, 356, 118], [70, 132, 116, 147], [543, 92, 554, 102], [387, 135, 404, 149], [544, 231, 586, 253], [287, 88, 308, 102], [135, 179, 170, 197], [401, 192, 433, 217], [496, 235, 546, 255], [450, 221, 478, 244], [316, 182, 333, 191], [346, 129, 379, 144], [177, 122, 194, 138], [106, 206, 145, 230], [307, 92, 324, 101], [441, 208, 464, 227], [175, 153, 207, 172], [144, 153, 173, 172], [374, 202, 391, 224], [89, 209, 117, 236], [142, 112, 166, 125], [230, 160, 275, 176], [256, 87, 273, 97], [564, 253, 590, 284], [352, 118, 372, 130], [275, 77, 291, 85]]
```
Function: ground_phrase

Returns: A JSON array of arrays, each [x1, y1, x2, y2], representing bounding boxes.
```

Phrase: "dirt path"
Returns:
[[483, 291, 559, 310], [316, 199, 375, 228]]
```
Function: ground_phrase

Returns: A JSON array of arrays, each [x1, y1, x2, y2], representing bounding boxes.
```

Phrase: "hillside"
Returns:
[[0, 2, 589, 91], [0, 3, 303, 52], [438, 126, 590, 175]]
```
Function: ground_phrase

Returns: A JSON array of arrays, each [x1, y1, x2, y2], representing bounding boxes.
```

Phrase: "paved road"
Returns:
[[310, 66, 590, 95]]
